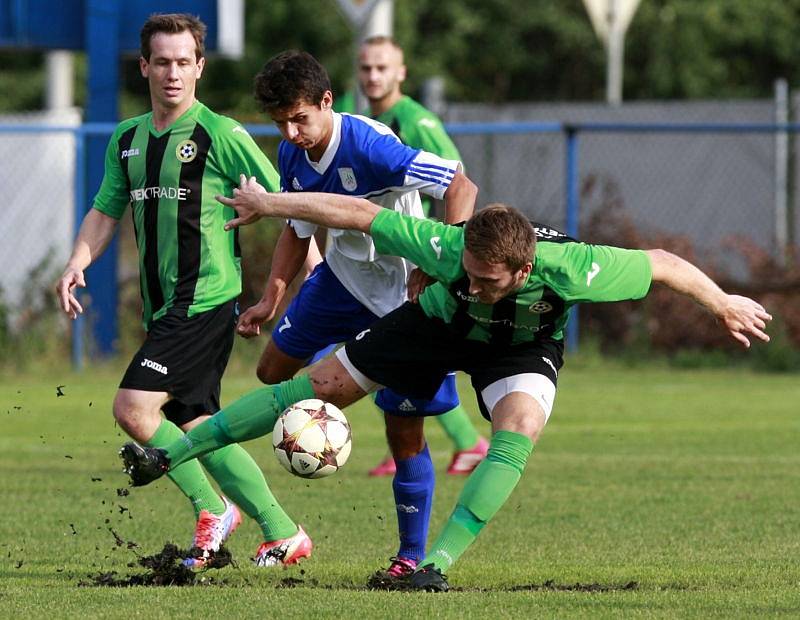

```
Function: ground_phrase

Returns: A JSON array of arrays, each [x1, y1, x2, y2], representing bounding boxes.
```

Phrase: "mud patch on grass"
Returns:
[[507, 580, 639, 593], [79, 543, 233, 587]]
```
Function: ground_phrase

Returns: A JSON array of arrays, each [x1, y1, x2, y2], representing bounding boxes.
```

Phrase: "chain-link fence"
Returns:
[[1, 109, 797, 364]]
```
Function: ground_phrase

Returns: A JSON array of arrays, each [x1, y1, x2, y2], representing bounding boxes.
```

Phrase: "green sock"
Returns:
[[200, 444, 297, 541], [435, 405, 480, 451], [164, 376, 315, 467], [145, 419, 226, 517], [422, 430, 533, 572]]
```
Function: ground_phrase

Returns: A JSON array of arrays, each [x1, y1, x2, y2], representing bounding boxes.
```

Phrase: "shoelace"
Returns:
[[387, 557, 417, 577], [254, 541, 288, 566], [193, 510, 221, 550]]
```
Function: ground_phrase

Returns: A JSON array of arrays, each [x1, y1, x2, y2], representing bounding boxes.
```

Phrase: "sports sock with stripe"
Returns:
[[393, 443, 435, 562]]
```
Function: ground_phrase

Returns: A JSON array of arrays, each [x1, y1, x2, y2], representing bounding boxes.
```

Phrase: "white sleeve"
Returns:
[[288, 218, 318, 238], [403, 151, 462, 200]]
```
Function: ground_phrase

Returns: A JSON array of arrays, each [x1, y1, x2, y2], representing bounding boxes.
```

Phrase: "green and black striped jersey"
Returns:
[[370, 209, 653, 345], [93, 101, 280, 329]]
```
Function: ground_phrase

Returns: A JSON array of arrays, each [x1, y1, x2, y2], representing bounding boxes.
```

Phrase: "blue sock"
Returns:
[[393, 443, 435, 562]]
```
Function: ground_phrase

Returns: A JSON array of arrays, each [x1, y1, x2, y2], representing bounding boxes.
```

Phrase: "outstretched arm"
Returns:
[[646, 249, 771, 348], [405, 170, 478, 302], [217, 175, 380, 233]]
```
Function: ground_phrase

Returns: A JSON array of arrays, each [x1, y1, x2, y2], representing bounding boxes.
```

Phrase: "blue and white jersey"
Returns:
[[278, 112, 461, 316]]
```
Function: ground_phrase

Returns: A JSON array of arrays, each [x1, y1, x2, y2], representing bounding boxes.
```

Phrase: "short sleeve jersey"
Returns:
[[93, 101, 280, 329], [370, 209, 653, 345], [278, 111, 461, 317], [338, 95, 462, 217]]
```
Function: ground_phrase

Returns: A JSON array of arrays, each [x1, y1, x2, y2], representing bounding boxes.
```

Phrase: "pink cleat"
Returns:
[[447, 436, 489, 475], [253, 526, 313, 567], [368, 454, 397, 477], [183, 496, 241, 568]]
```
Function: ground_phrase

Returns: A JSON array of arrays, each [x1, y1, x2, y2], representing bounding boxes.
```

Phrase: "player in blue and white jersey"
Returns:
[[234, 51, 478, 578]]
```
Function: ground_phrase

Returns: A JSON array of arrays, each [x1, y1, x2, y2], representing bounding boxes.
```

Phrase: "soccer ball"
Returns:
[[272, 399, 352, 479]]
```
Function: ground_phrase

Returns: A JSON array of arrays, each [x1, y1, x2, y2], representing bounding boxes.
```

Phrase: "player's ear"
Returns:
[[320, 90, 333, 110], [139, 56, 149, 78], [398, 63, 407, 83], [195, 56, 205, 79]]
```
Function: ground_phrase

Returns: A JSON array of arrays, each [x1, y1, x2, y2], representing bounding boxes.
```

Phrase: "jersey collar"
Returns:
[[304, 111, 341, 175], [148, 100, 202, 137]]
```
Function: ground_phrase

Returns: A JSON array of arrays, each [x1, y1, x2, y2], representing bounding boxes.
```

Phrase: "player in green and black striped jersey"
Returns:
[[120, 184, 772, 590], [56, 13, 306, 570]]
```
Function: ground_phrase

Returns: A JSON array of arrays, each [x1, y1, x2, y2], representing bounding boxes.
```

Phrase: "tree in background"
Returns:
[[3, 0, 800, 114]]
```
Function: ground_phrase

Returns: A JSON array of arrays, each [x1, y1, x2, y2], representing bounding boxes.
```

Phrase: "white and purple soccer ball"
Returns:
[[272, 399, 352, 479]]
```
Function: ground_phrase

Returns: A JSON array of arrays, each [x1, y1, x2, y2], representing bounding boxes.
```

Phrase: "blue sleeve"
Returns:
[[364, 131, 420, 187]]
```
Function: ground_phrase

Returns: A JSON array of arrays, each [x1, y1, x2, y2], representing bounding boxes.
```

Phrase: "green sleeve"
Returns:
[[406, 114, 461, 162], [216, 123, 280, 192], [92, 129, 130, 219], [370, 209, 465, 283], [540, 242, 652, 303]]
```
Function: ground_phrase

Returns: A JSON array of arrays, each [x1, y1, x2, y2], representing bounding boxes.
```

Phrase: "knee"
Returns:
[[384, 416, 425, 459], [112, 390, 164, 441], [310, 379, 340, 403], [255, 362, 271, 384], [112, 392, 134, 425]]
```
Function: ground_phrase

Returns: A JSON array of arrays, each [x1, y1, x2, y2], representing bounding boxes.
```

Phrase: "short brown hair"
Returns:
[[140, 13, 206, 61], [362, 35, 402, 50], [254, 51, 331, 112], [464, 204, 536, 271]]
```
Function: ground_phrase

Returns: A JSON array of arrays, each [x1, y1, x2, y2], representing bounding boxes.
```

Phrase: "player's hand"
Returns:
[[55, 267, 85, 320], [718, 294, 772, 348], [217, 174, 269, 230], [237, 300, 277, 338], [406, 268, 435, 303]]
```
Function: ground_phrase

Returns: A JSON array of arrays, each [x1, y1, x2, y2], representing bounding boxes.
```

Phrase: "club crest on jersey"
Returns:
[[338, 167, 358, 192], [176, 139, 198, 163], [528, 301, 553, 314]]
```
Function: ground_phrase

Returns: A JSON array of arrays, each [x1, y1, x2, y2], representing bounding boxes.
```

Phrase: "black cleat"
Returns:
[[408, 564, 449, 592], [366, 556, 417, 590], [119, 442, 170, 486]]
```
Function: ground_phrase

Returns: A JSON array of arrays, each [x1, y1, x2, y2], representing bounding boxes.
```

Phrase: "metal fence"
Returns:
[[0, 119, 796, 364]]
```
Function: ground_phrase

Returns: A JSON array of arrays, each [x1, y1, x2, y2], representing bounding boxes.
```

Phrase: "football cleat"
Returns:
[[408, 564, 450, 592], [183, 496, 242, 569], [446, 436, 489, 475], [366, 556, 418, 590], [119, 442, 170, 486], [368, 454, 397, 477], [253, 526, 313, 567]]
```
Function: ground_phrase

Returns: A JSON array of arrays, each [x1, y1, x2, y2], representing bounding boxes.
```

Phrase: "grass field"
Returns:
[[1, 359, 799, 618]]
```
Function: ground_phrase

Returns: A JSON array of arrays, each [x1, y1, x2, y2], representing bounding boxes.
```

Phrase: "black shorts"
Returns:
[[343, 302, 564, 420], [120, 299, 238, 426]]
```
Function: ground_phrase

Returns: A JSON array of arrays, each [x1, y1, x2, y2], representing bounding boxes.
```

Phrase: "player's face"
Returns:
[[357, 43, 406, 103], [462, 249, 532, 304], [140, 31, 204, 113], [269, 92, 334, 157]]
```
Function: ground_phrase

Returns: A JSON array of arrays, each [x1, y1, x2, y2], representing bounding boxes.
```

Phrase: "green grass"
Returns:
[[1, 361, 799, 618]]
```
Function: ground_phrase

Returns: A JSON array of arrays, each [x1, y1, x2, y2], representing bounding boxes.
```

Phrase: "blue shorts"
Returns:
[[271, 261, 459, 416], [271, 261, 379, 360]]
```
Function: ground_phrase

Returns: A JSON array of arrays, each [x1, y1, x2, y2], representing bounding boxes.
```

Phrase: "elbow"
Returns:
[[646, 248, 679, 281], [646, 248, 672, 263]]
